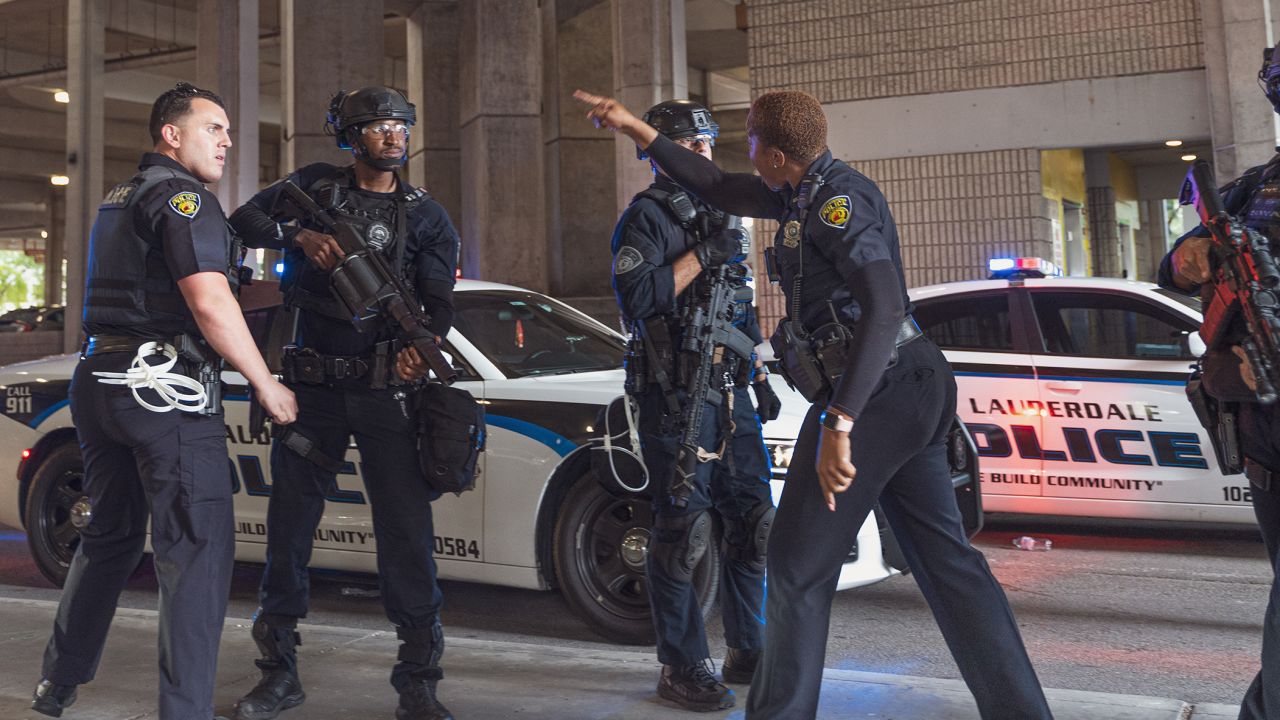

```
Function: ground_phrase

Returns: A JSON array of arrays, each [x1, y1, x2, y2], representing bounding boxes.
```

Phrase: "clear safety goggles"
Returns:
[[673, 133, 715, 150], [362, 122, 410, 139]]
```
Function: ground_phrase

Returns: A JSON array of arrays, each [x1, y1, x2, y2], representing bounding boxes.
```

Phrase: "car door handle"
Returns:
[[1046, 381, 1083, 393]]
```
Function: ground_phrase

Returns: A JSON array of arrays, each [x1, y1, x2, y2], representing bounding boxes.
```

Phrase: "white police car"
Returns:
[[0, 279, 980, 644], [912, 258, 1252, 525]]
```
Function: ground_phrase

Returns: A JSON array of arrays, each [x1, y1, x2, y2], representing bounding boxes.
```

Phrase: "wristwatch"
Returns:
[[820, 409, 854, 433]]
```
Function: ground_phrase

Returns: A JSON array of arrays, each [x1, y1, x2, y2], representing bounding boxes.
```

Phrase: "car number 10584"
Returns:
[[435, 537, 480, 559]]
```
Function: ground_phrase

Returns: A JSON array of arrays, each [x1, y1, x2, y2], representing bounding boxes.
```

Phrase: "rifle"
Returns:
[[1179, 160, 1280, 404], [272, 181, 458, 385], [667, 226, 757, 509]]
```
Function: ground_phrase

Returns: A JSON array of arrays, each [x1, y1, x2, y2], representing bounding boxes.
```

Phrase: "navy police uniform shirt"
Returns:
[[610, 176, 762, 345], [644, 136, 909, 418], [232, 163, 460, 357], [84, 152, 233, 338]]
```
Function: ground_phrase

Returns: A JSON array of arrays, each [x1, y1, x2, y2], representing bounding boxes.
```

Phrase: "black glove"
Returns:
[[752, 377, 781, 423], [693, 228, 747, 270]]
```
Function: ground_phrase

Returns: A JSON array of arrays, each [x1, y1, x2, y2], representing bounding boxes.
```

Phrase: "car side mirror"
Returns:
[[1183, 330, 1207, 357]]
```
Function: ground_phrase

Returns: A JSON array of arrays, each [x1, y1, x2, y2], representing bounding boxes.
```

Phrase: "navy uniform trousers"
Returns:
[[637, 382, 774, 666], [258, 380, 443, 692], [43, 353, 235, 720], [746, 338, 1052, 719], [1237, 402, 1280, 720]]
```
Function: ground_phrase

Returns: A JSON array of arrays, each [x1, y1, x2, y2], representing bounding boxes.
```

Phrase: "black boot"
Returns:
[[657, 662, 736, 712], [721, 647, 760, 684], [31, 679, 77, 718], [233, 612, 305, 720], [394, 624, 452, 720]]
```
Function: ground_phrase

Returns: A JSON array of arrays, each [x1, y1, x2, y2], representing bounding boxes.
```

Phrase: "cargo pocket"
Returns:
[[179, 419, 232, 506]]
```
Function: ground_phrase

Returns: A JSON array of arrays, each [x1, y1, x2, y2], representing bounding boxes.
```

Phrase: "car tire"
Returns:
[[553, 471, 720, 645], [24, 443, 87, 587]]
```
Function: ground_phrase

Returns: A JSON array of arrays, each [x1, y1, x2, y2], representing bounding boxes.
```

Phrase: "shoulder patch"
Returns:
[[818, 195, 851, 229], [168, 191, 201, 219], [614, 245, 644, 275]]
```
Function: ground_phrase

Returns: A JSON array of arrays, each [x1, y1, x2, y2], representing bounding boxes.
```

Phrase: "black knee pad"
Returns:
[[651, 511, 711, 583], [723, 503, 774, 574]]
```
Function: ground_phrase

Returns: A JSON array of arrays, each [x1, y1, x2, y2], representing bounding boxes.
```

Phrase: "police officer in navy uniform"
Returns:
[[611, 99, 780, 712], [1159, 43, 1280, 720], [31, 83, 298, 720], [228, 86, 459, 720], [578, 88, 1053, 719]]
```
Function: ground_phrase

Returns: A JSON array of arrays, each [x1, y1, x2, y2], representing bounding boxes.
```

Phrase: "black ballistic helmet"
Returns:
[[638, 99, 718, 160], [325, 86, 416, 169], [1262, 44, 1280, 115]]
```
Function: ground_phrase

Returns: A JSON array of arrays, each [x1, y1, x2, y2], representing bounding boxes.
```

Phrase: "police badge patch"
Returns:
[[366, 222, 392, 250], [168, 191, 201, 219], [782, 220, 801, 248], [614, 245, 643, 275], [819, 195, 851, 229]]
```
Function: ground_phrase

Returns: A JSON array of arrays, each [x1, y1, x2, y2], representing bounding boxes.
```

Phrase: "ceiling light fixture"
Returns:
[[1165, 139, 1183, 147], [1181, 154, 1198, 162], [40, 230, 48, 239], [50, 175, 69, 186], [53, 90, 69, 103]]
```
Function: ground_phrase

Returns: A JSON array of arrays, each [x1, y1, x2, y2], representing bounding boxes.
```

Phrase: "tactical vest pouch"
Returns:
[[417, 383, 485, 495]]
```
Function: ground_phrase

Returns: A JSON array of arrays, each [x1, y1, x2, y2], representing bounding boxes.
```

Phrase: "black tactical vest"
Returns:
[[283, 167, 429, 325], [83, 164, 240, 336]]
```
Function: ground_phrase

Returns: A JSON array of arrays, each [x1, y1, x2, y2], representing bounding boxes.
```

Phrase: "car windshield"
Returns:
[[1154, 287, 1203, 315], [452, 290, 624, 378]]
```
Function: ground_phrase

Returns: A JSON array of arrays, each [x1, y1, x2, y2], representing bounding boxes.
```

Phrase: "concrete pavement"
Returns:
[[0, 597, 1241, 719]]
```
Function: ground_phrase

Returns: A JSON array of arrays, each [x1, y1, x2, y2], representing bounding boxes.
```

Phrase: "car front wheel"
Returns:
[[24, 443, 87, 587], [553, 471, 720, 645]]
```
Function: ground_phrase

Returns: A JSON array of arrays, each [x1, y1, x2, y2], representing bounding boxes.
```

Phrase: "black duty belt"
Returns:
[[281, 347, 371, 384], [82, 334, 176, 358], [1247, 460, 1278, 491]]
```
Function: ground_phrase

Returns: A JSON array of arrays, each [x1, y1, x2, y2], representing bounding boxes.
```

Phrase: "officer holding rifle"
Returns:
[[228, 86, 459, 720]]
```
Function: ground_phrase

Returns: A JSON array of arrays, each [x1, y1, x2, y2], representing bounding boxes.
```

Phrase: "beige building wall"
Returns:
[[744, 0, 1224, 334]]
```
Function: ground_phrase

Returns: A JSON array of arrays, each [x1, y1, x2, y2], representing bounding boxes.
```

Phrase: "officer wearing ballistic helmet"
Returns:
[[1159, 43, 1280, 720], [30, 83, 297, 720], [610, 99, 780, 712], [228, 86, 459, 720], [580, 87, 1053, 719]]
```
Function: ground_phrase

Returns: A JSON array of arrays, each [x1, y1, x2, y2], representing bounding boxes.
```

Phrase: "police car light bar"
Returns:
[[988, 257, 1060, 279]]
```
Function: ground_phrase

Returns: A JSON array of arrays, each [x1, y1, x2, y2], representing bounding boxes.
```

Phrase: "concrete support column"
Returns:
[[281, 0, 384, 170], [459, 0, 546, 290], [1135, 199, 1169, 283], [197, 0, 260, 211], [611, 0, 686, 215], [543, 0, 617, 305], [406, 1, 462, 224], [1084, 150, 1122, 278], [45, 190, 65, 307], [1201, 0, 1278, 180], [63, 0, 105, 353]]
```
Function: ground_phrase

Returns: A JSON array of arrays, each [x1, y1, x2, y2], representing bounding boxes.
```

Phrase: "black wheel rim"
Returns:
[[573, 491, 653, 621], [36, 467, 85, 567]]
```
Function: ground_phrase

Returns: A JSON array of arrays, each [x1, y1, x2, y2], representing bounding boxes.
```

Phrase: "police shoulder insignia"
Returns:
[[168, 191, 201, 219], [819, 195, 851, 229], [614, 245, 644, 275], [782, 220, 801, 248]]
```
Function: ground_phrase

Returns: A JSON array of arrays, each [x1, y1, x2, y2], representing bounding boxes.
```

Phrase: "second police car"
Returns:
[[0, 279, 983, 645], [912, 257, 1252, 525]]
